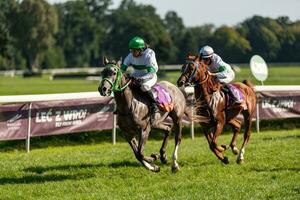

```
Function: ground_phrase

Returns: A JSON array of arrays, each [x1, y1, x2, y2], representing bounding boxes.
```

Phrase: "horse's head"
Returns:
[[98, 57, 122, 96], [177, 55, 205, 87]]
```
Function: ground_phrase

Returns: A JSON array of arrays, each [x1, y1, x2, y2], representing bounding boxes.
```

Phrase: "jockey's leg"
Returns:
[[141, 75, 159, 121], [144, 90, 159, 120], [222, 84, 242, 104]]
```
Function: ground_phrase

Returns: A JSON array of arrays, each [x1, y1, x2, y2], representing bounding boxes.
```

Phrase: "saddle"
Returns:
[[130, 80, 173, 112]]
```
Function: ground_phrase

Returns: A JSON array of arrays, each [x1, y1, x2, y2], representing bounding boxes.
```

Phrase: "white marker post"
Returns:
[[250, 55, 269, 133]]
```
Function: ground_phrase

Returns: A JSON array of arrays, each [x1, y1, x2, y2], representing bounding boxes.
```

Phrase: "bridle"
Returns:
[[181, 60, 209, 85], [100, 64, 131, 92]]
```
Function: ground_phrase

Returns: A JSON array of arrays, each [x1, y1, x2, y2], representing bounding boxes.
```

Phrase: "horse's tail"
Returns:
[[242, 80, 255, 92]]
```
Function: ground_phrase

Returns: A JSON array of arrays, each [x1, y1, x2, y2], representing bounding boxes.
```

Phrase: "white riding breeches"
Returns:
[[141, 73, 157, 92]]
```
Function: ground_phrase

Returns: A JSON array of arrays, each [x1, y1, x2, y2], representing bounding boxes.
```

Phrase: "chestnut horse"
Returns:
[[98, 58, 186, 172], [177, 55, 256, 164]]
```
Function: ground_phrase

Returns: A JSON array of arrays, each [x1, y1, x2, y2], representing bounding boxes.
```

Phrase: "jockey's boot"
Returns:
[[144, 90, 159, 121], [223, 84, 242, 104]]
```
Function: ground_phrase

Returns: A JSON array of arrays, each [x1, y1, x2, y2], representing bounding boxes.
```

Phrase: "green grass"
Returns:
[[1, 65, 300, 95], [0, 129, 299, 199], [0, 75, 98, 95]]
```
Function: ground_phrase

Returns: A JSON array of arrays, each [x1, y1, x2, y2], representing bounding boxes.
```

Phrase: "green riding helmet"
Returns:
[[129, 36, 145, 49]]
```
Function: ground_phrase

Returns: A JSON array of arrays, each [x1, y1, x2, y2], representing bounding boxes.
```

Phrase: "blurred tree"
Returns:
[[12, 0, 58, 71], [41, 47, 66, 69], [55, 0, 111, 67], [237, 16, 282, 61], [11, 0, 58, 71], [285, 21, 300, 61], [0, 0, 20, 70], [179, 24, 214, 62], [164, 11, 185, 63], [210, 26, 251, 63], [104, 0, 175, 64], [275, 17, 300, 62]]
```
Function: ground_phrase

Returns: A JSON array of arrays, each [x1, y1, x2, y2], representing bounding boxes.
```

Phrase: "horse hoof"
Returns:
[[222, 157, 230, 164], [232, 147, 239, 155], [151, 153, 160, 161], [151, 165, 160, 172], [237, 158, 244, 164], [172, 165, 180, 173], [160, 156, 168, 164], [221, 144, 229, 151]]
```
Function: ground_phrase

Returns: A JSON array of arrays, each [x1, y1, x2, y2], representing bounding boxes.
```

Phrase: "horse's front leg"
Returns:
[[124, 134, 157, 169], [207, 121, 229, 164], [137, 128, 160, 172]]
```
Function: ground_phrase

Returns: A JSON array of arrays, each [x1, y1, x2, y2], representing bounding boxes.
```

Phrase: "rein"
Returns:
[[101, 64, 131, 92]]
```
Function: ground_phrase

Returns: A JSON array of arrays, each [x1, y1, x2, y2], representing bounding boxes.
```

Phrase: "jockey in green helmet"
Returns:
[[121, 36, 159, 120]]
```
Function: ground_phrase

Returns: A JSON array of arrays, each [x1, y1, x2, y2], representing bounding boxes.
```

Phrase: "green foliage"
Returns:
[[179, 24, 214, 62], [0, 0, 19, 70], [237, 16, 284, 61], [11, 0, 58, 71], [210, 26, 251, 63], [41, 47, 66, 69], [103, 0, 175, 64], [164, 11, 185, 63], [1, 0, 300, 68], [55, 0, 111, 67]]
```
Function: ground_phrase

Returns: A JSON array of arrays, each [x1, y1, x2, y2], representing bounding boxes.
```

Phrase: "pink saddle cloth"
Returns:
[[226, 84, 244, 107], [153, 84, 174, 112]]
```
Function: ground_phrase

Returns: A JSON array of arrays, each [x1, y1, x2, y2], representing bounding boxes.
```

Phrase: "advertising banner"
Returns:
[[258, 92, 300, 119], [0, 104, 29, 140], [30, 97, 114, 137]]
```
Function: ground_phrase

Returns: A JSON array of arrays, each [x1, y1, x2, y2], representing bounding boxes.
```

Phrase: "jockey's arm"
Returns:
[[135, 65, 156, 80], [211, 64, 229, 79], [121, 64, 128, 73]]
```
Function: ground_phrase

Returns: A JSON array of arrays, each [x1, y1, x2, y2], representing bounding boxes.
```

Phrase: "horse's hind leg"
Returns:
[[228, 118, 241, 155], [152, 122, 172, 164], [237, 111, 253, 164], [159, 127, 172, 164], [169, 113, 183, 173]]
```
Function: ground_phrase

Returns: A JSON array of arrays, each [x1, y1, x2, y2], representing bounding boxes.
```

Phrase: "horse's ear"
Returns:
[[103, 56, 109, 66], [117, 57, 122, 67], [186, 53, 196, 60], [185, 53, 192, 59]]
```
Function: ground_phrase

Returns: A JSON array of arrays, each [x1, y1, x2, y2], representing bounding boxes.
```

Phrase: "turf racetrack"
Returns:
[[0, 129, 299, 199]]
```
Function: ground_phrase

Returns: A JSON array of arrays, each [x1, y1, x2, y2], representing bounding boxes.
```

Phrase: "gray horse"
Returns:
[[98, 58, 186, 172]]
